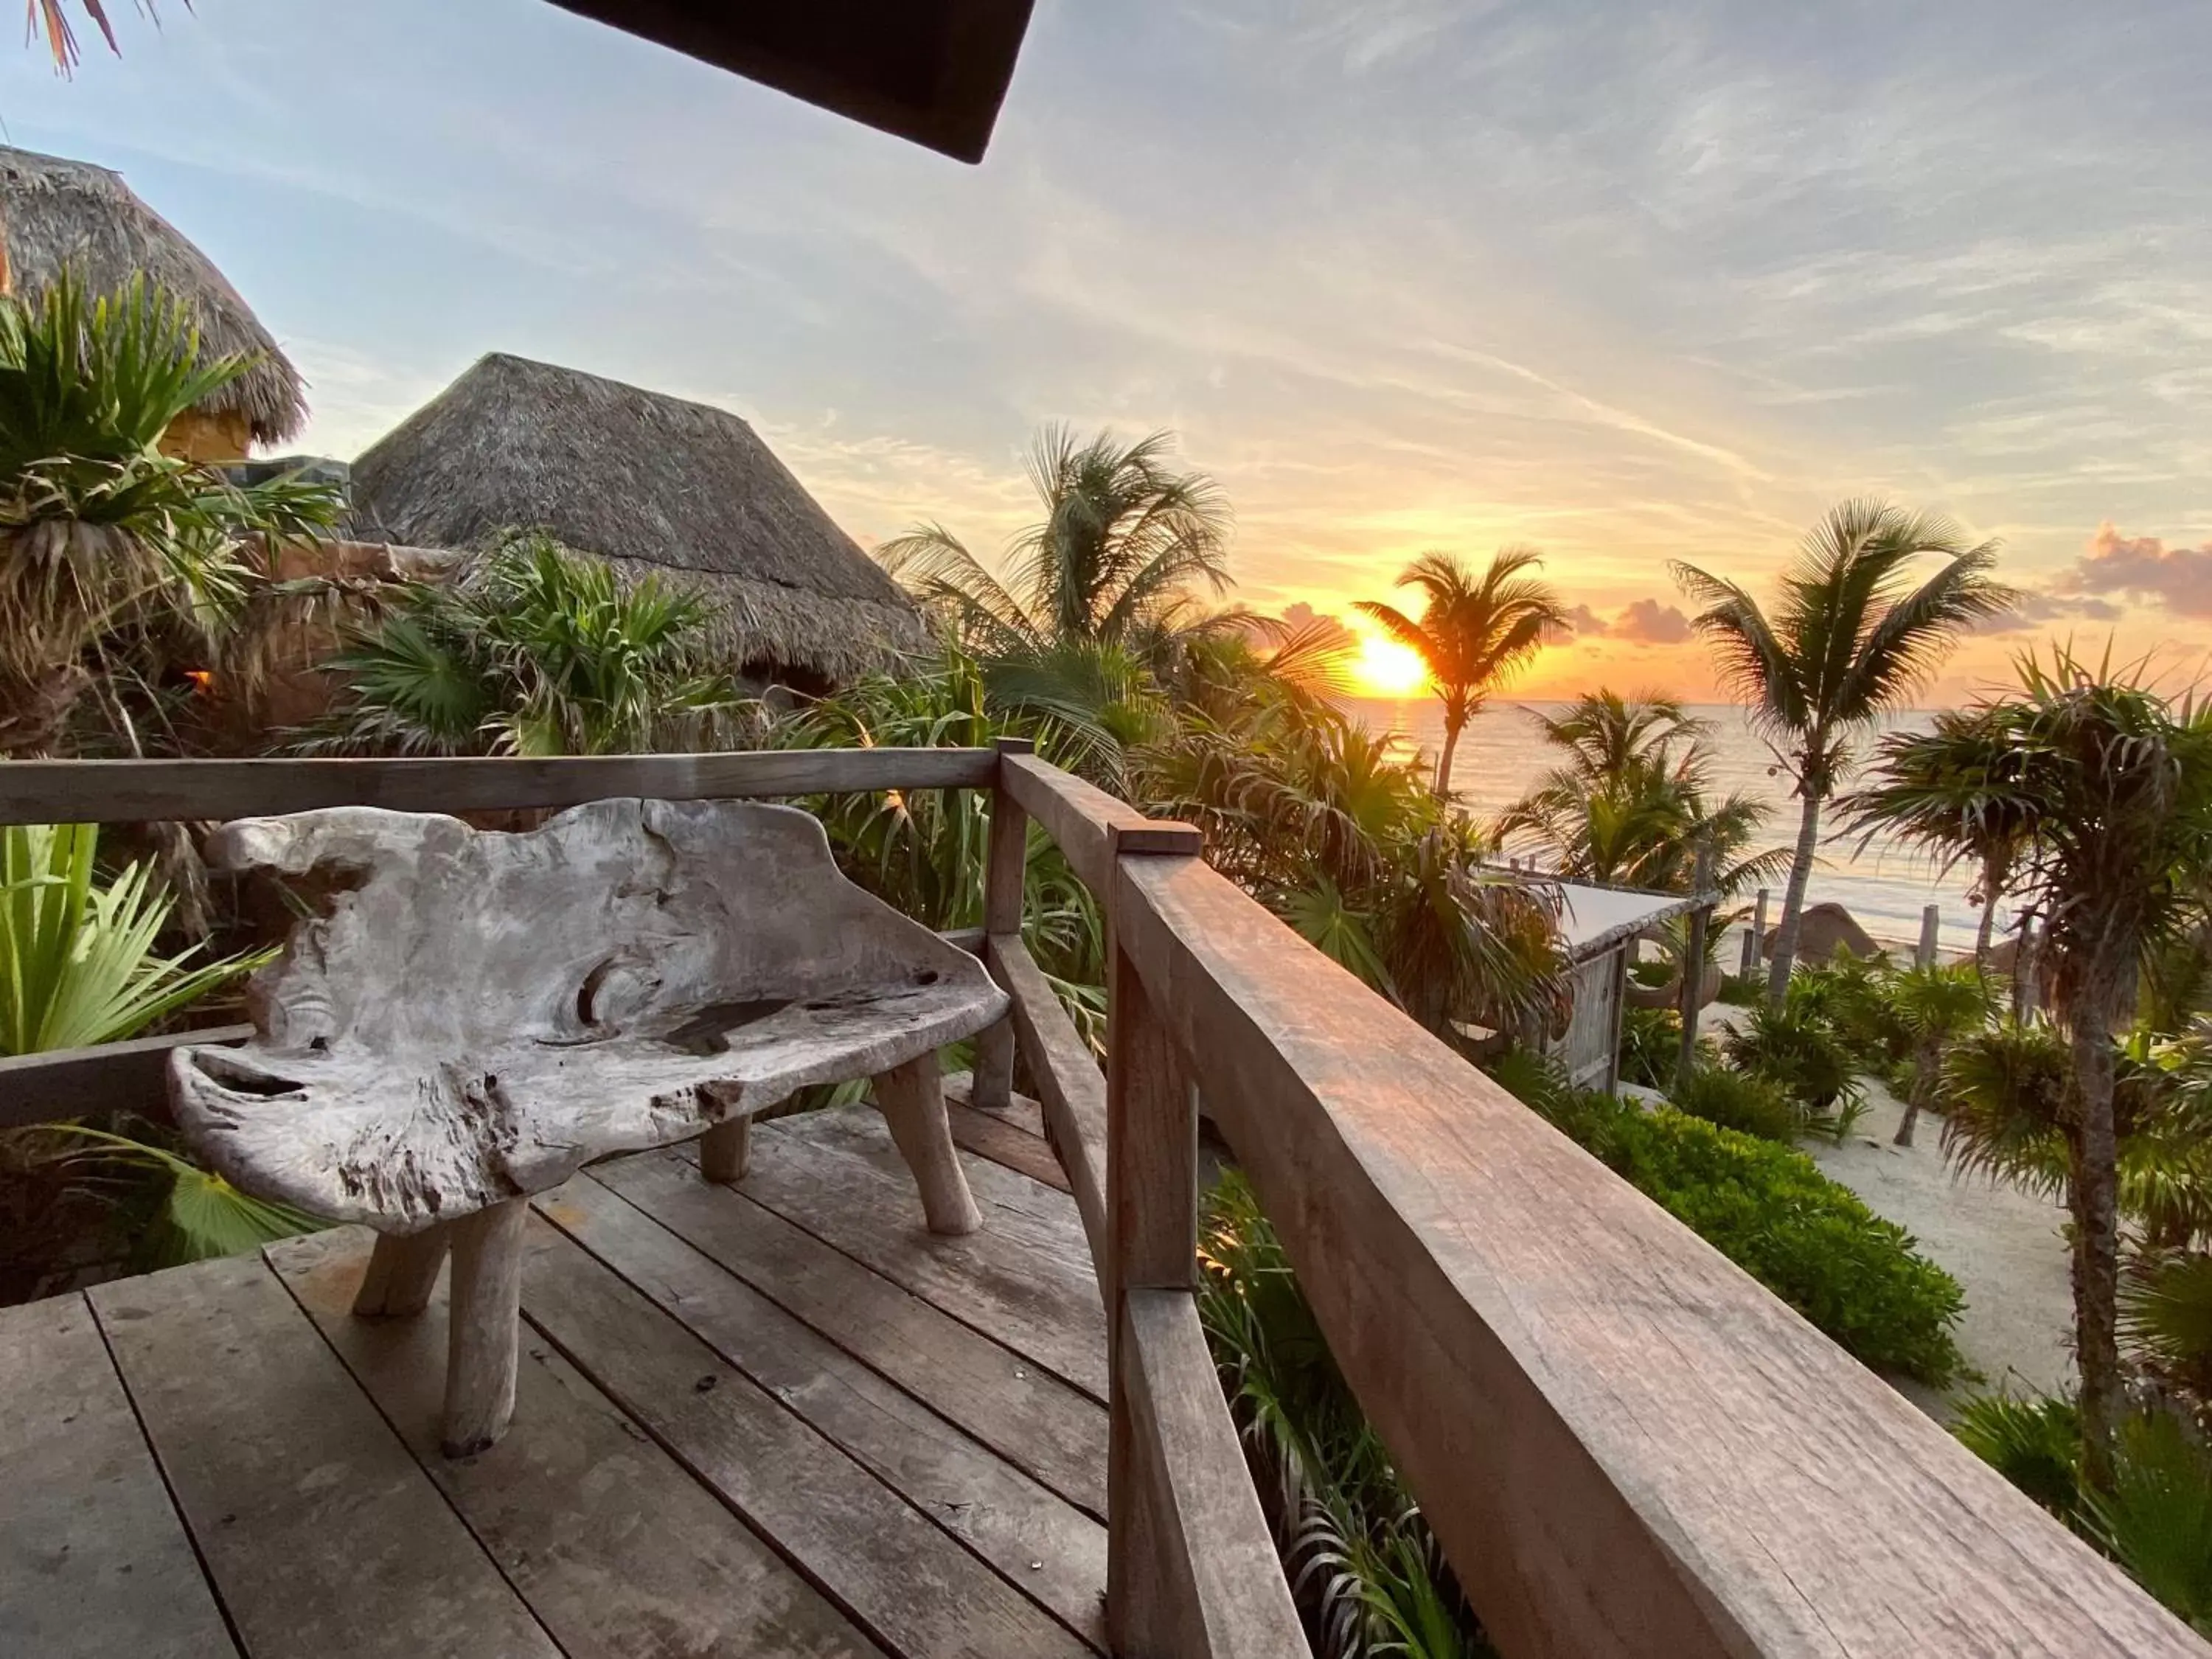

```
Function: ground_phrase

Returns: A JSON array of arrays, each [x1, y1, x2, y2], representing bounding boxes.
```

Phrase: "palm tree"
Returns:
[[1672, 500, 2012, 1001], [1888, 962, 1995, 1147], [880, 424, 1232, 656], [24, 2, 148, 74], [1527, 690, 1703, 784], [1356, 547, 1565, 800], [1496, 691, 1790, 897], [878, 425, 1236, 782], [1863, 647, 2212, 1481], [1845, 707, 2037, 967]]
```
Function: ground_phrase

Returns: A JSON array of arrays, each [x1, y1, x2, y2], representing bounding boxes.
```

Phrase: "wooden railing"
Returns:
[[1, 745, 2200, 1658]]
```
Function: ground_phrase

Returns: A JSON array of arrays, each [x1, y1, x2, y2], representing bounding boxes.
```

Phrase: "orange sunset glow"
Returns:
[[1349, 633, 1429, 697]]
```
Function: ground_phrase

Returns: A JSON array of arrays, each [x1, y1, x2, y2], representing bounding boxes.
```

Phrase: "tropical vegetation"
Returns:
[[1201, 1170, 1489, 1658], [877, 425, 1236, 787], [310, 530, 746, 757], [0, 821, 310, 1279], [1848, 647, 2212, 1482], [1496, 692, 1787, 898], [0, 271, 341, 762]]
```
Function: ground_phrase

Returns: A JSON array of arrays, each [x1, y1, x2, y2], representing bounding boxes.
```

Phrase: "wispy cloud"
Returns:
[[4, 0, 2203, 697]]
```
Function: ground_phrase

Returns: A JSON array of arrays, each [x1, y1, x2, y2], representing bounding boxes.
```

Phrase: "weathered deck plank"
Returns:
[[947, 1100, 1071, 1191], [88, 1253, 560, 1659], [591, 1146, 1107, 1515], [541, 1172, 1106, 1645], [517, 1213, 1096, 1659], [714, 1107, 1107, 1397], [268, 1226, 883, 1659], [0, 1294, 237, 1659], [945, 1073, 1048, 1141], [5, 1100, 1116, 1659]]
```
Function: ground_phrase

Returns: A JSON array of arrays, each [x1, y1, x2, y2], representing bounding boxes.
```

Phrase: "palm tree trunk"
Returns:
[[1433, 713, 1465, 801], [2067, 948, 2128, 1492], [1975, 891, 1998, 970], [1765, 788, 1824, 1003], [1894, 1042, 1935, 1147]]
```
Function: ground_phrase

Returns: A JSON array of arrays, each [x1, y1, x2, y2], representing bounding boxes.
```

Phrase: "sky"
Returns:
[[5, 0, 2211, 700]]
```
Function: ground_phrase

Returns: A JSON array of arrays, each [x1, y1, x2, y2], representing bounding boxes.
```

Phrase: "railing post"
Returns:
[[1916, 904, 1941, 969], [1105, 825, 1203, 1656], [971, 737, 1033, 1114]]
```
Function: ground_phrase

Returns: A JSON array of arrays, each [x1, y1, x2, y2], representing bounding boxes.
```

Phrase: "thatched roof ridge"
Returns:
[[0, 145, 307, 445], [348, 352, 928, 684]]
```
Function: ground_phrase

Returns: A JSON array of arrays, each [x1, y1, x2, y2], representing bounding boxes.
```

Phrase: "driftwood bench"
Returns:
[[170, 799, 1009, 1455]]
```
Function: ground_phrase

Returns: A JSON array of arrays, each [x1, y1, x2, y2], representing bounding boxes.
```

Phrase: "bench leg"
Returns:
[[874, 1055, 982, 1236], [352, 1225, 451, 1318], [700, 1116, 752, 1183], [442, 1197, 528, 1458]]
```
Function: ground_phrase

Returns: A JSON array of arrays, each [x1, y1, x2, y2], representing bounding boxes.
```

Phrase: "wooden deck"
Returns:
[[0, 1087, 1110, 1659]]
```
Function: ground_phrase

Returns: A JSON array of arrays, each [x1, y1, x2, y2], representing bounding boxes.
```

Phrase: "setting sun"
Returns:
[[1351, 634, 1430, 698]]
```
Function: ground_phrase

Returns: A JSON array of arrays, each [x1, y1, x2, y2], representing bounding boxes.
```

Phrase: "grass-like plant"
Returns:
[[1199, 1169, 1489, 1658], [0, 821, 262, 1054], [1, 821, 313, 1264]]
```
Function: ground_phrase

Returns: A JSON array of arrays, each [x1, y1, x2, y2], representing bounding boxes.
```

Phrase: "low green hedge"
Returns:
[[1602, 1107, 1964, 1385], [1494, 1054, 1966, 1387]]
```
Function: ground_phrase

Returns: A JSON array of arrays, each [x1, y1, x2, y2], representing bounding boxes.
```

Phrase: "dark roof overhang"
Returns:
[[546, 0, 1034, 162]]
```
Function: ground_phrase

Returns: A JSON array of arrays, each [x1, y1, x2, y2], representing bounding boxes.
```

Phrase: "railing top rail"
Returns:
[[0, 748, 998, 827], [1109, 849, 2199, 1659]]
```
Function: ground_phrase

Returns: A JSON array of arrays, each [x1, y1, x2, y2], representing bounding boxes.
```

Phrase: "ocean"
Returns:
[[1338, 698, 2000, 955]]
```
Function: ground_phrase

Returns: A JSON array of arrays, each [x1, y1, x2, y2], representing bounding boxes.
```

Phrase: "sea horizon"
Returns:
[[1338, 695, 1996, 953]]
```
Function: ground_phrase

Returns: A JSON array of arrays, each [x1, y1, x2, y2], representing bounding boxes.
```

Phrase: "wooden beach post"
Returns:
[[1742, 887, 1769, 975], [1676, 841, 1717, 1088]]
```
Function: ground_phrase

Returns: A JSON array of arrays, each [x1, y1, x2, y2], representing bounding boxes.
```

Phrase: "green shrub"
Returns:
[[1668, 1062, 1801, 1142], [1489, 1047, 1624, 1150], [1725, 998, 1865, 1125], [1607, 1108, 1964, 1382], [1954, 1391, 2083, 1519], [1492, 1056, 1966, 1385], [1793, 950, 1910, 1063]]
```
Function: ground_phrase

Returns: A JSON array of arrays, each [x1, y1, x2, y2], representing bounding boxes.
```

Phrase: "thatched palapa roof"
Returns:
[[0, 146, 307, 446], [348, 353, 929, 686]]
